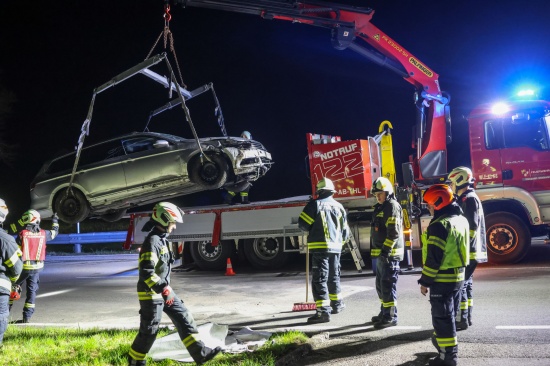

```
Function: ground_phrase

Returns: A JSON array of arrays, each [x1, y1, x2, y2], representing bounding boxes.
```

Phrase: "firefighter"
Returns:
[[224, 131, 253, 205], [369, 177, 404, 329], [0, 198, 22, 347], [9, 209, 58, 323], [128, 202, 221, 366], [298, 177, 350, 323], [420, 184, 469, 366], [447, 166, 487, 330]]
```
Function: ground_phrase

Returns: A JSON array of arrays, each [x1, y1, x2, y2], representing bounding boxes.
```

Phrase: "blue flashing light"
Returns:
[[517, 89, 535, 97]]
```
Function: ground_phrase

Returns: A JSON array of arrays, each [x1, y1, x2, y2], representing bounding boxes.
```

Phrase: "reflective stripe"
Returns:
[[139, 251, 158, 264], [371, 248, 381, 257], [386, 216, 397, 225], [5, 251, 20, 268], [437, 336, 458, 347], [316, 299, 331, 307], [329, 293, 342, 301], [145, 274, 161, 287], [460, 301, 468, 310], [129, 348, 146, 361], [435, 270, 465, 283], [183, 334, 198, 348], [137, 291, 163, 301], [23, 261, 44, 270], [382, 301, 396, 308], [427, 236, 446, 251], [468, 298, 473, 307], [0, 278, 11, 291], [471, 251, 488, 260], [299, 212, 314, 225], [24, 303, 35, 309], [422, 265, 438, 278]]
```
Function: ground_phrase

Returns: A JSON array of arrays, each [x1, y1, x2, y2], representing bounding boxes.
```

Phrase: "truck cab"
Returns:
[[469, 99, 550, 263]]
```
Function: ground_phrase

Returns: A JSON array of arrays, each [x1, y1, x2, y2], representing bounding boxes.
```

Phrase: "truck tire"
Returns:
[[54, 188, 90, 224], [243, 237, 289, 270], [485, 212, 530, 264], [189, 240, 235, 270], [188, 154, 228, 190]]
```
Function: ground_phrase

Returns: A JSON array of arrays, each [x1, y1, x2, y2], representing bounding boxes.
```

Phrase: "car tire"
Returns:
[[243, 237, 289, 270], [188, 153, 229, 189], [100, 209, 127, 222], [189, 240, 235, 270], [54, 188, 90, 224]]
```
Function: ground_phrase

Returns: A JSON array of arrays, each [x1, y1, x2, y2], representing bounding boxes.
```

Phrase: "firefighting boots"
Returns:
[[307, 311, 331, 324], [193, 346, 222, 365], [371, 312, 383, 323], [241, 193, 250, 204], [128, 356, 146, 366], [331, 301, 346, 314], [374, 317, 398, 329]]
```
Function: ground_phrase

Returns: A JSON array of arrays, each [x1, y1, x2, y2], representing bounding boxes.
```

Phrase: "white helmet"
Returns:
[[371, 177, 394, 195], [19, 209, 41, 226], [316, 177, 336, 193], [241, 131, 252, 139], [152, 202, 184, 227], [448, 166, 475, 190], [0, 198, 8, 224]]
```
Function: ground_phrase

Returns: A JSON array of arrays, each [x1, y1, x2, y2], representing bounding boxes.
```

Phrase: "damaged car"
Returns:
[[30, 131, 273, 224]]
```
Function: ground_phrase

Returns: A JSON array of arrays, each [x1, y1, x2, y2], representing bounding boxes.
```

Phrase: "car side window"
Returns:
[[122, 137, 157, 155]]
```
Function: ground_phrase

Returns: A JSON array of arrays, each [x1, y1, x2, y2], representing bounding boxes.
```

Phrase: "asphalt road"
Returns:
[[8, 243, 550, 365]]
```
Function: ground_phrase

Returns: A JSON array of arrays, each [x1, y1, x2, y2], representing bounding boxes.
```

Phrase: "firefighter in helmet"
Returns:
[[420, 184, 469, 366], [0, 198, 22, 347], [369, 176, 404, 329], [9, 209, 58, 323], [128, 202, 221, 366], [298, 177, 350, 323], [447, 166, 487, 330], [224, 131, 253, 205]]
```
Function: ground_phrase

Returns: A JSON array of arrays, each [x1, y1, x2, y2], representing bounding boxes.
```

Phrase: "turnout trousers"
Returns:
[[0, 293, 9, 345], [430, 280, 464, 363], [9, 270, 40, 320], [375, 258, 400, 322], [311, 252, 342, 314], [129, 293, 209, 363], [456, 261, 478, 325]]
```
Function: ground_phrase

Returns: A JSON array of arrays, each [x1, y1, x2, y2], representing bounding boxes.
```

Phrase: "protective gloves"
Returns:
[[378, 252, 389, 264], [162, 286, 175, 306]]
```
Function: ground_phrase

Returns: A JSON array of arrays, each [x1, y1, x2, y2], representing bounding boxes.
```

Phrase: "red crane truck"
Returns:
[[128, 0, 550, 269]]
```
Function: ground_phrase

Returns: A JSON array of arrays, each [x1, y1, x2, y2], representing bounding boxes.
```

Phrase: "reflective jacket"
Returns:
[[299, 193, 350, 253], [136, 227, 174, 301], [0, 228, 23, 294], [457, 188, 488, 263], [17, 224, 58, 272], [419, 202, 470, 286], [370, 195, 404, 260]]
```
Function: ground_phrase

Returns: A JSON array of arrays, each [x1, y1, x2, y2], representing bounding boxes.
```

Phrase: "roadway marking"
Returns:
[[496, 325, 550, 330], [36, 289, 75, 298]]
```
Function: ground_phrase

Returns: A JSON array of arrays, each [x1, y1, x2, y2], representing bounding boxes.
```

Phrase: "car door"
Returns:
[[120, 136, 186, 197]]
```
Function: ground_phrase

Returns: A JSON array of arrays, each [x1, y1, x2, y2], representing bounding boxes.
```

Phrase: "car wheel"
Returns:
[[100, 209, 127, 222], [188, 154, 228, 189], [243, 237, 289, 270], [189, 240, 235, 270], [54, 188, 90, 224]]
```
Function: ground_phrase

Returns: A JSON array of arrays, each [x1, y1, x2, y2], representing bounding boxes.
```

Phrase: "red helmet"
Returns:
[[423, 184, 454, 210]]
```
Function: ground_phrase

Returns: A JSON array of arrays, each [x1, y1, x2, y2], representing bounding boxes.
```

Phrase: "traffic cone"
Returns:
[[225, 258, 236, 276]]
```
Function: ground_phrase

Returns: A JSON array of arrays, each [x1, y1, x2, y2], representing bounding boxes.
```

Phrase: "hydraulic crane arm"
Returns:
[[174, 0, 451, 180]]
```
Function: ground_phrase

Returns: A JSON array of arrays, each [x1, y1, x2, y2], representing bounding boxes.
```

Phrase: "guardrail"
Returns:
[[20, 231, 130, 253]]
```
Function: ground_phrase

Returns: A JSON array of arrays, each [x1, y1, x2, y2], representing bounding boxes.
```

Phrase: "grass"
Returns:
[[0, 326, 309, 366]]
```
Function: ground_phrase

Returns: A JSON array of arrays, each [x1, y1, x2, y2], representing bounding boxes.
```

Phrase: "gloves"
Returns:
[[378, 253, 389, 264], [10, 285, 21, 301], [52, 213, 59, 226], [162, 286, 175, 306]]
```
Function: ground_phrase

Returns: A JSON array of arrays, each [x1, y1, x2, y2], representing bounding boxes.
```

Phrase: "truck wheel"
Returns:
[[485, 212, 530, 264], [188, 154, 228, 190], [189, 240, 235, 270], [243, 237, 289, 270], [54, 188, 90, 224]]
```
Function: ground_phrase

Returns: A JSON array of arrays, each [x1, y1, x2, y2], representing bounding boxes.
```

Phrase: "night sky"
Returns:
[[1, 0, 550, 220]]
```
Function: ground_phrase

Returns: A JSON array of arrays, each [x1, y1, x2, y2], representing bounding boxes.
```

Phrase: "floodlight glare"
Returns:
[[517, 89, 535, 97], [491, 102, 509, 115]]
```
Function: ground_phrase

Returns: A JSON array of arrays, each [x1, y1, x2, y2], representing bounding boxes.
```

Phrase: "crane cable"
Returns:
[[145, 2, 211, 164]]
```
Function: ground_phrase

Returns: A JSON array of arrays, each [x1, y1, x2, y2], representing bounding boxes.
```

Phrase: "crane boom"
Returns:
[[174, 0, 451, 180]]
